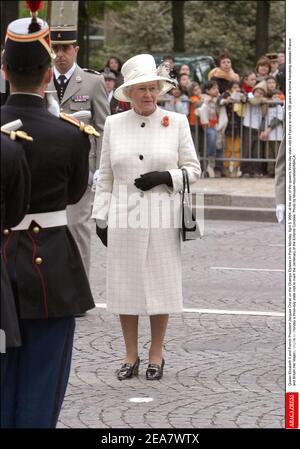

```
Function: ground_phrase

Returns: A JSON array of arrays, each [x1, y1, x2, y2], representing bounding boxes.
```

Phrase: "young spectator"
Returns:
[[260, 76, 285, 176], [265, 76, 285, 100], [104, 56, 124, 87], [208, 51, 240, 94], [196, 80, 227, 177], [103, 69, 116, 107], [241, 71, 257, 94], [188, 82, 203, 155], [163, 85, 189, 116], [255, 55, 271, 82], [188, 81, 202, 126], [241, 80, 268, 177], [178, 73, 191, 95], [218, 81, 247, 177], [178, 64, 191, 77], [103, 69, 131, 115], [276, 52, 286, 95], [162, 55, 178, 80]]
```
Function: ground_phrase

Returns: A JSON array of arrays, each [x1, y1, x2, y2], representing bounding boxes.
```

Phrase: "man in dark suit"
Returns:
[[0, 12, 95, 428], [1, 129, 31, 353]]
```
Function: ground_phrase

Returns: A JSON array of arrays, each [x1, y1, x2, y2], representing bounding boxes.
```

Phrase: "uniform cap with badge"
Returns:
[[50, 25, 77, 45]]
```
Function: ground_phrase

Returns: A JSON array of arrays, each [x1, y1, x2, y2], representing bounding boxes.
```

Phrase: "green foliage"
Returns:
[[19, 1, 48, 19], [105, 0, 285, 75], [18, 0, 285, 76], [111, 1, 172, 59]]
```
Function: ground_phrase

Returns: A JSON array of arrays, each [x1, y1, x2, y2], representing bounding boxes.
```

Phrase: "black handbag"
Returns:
[[96, 221, 108, 247], [181, 168, 201, 242]]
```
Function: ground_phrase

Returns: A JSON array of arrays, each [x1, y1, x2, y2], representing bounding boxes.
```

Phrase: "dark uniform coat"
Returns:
[[1, 94, 95, 319], [1, 133, 31, 347]]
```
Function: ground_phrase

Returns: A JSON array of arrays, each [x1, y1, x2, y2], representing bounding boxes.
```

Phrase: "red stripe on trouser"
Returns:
[[26, 231, 49, 319]]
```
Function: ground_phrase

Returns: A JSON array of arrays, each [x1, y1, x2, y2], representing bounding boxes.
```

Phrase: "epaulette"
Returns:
[[83, 68, 101, 75], [1, 127, 33, 142], [59, 112, 100, 137]]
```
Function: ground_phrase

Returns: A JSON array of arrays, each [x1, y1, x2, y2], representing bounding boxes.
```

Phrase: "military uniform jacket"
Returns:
[[48, 64, 110, 173], [1, 94, 95, 319], [1, 134, 30, 346]]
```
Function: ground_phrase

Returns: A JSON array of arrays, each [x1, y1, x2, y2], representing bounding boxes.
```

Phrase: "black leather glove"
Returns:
[[134, 171, 173, 191], [96, 220, 108, 247]]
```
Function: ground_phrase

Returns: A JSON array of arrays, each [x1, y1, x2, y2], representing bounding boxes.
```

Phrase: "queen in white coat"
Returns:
[[92, 54, 201, 381]]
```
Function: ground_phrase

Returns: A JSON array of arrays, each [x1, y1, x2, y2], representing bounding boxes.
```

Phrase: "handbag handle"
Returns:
[[182, 168, 190, 195]]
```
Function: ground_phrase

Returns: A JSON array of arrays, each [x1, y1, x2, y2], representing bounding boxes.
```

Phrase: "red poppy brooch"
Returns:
[[162, 116, 170, 127]]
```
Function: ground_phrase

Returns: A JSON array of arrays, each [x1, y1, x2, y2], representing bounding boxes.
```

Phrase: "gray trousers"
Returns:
[[67, 186, 93, 277]]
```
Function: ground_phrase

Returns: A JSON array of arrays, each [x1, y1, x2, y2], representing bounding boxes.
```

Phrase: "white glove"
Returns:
[[1, 119, 23, 131], [92, 169, 100, 192], [71, 110, 92, 121], [276, 204, 285, 223], [46, 93, 60, 117]]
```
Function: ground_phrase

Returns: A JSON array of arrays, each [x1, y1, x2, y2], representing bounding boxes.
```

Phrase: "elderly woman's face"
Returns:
[[128, 81, 160, 116]]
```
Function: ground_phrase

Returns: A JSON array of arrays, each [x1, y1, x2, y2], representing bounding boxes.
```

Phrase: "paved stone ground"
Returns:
[[58, 220, 285, 429]]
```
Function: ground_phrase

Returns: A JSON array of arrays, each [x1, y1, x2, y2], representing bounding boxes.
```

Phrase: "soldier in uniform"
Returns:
[[48, 25, 110, 277], [1, 8, 96, 427], [1, 127, 31, 353]]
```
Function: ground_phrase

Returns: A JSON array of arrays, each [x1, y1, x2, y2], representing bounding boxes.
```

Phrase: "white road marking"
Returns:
[[268, 244, 285, 247], [129, 398, 153, 403], [210, 266, 284, 273], [95, 303, 284, 318], [182, 307, 284, 317]]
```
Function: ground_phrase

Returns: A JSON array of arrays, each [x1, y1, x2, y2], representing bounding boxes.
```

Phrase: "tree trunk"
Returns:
[[0, 1, 19, 43], [255, 0, 270, 61], [171, 1, 185, 53], [78, 1, 88, 67]]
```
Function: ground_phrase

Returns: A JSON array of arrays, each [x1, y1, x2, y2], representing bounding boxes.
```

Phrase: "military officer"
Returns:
[[1, 126, 31, 353], [48, 25, 110, 276], [1, 7, 96, 428]]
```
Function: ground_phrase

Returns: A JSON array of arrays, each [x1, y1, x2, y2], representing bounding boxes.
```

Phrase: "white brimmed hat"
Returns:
[[114, 54, 176, 102]]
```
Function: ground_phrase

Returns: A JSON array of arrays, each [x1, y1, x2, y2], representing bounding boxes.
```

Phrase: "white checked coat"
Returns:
[[92, 107, 201, 315]]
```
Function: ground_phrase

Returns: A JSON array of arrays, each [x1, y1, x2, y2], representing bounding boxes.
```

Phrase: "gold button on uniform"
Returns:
[[3, 229, 10, 235], [33, 226, 40, 234], [35, 257, 43, 265]]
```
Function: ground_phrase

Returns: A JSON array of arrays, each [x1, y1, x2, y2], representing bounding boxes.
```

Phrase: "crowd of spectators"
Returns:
[[99, 50, 285, 178]]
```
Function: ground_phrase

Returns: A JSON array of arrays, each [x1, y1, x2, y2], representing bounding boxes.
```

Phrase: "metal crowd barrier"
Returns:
[[158, 96, 285, 177]]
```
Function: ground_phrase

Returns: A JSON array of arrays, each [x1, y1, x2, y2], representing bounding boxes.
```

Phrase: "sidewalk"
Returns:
[[193, 177, 275, 197], [192, 178, 276, 222]]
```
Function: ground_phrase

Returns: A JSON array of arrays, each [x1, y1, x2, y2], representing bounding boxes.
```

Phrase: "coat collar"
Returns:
[[4, 93, 45, 108]]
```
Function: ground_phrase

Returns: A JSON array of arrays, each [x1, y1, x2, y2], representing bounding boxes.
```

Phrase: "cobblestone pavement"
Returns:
[[58, 220, 285, 429]]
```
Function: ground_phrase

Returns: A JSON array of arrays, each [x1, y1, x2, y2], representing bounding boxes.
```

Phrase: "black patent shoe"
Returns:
[[116, 357, 140, 380], [146, 358, 165, 380]]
